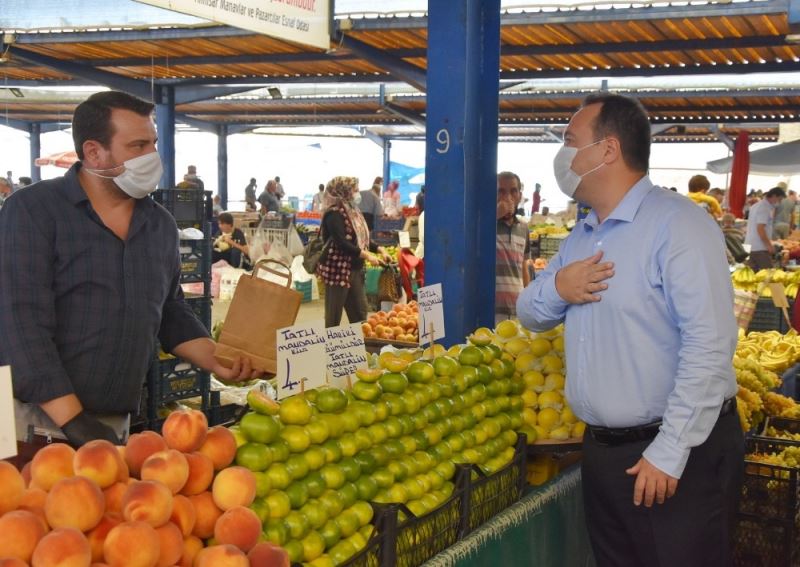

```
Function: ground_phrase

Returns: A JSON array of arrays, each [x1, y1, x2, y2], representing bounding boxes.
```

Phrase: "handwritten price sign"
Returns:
[[276, 321, 327, 399], [418, 283, 445, 343], [325, 323, 368, 389]]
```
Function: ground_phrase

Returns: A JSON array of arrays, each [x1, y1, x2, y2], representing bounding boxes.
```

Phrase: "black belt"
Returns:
[[587, 397, 736, 446]]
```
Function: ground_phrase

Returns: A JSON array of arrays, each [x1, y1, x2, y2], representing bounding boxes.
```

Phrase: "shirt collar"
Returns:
[[583, 175, 654, 230]]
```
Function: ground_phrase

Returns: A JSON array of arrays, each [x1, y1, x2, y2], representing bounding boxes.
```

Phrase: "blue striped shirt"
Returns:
[[0, 164, 208, 413], [517, 176, 738, 478]]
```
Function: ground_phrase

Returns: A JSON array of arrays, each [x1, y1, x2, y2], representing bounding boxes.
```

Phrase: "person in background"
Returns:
[[721, 213, 748, 265], [6, 171, 13, 188], [317, 177, 391, 328], [244, 177, 258, 211], [185, 165, 204, 191], [517, 93, 742, 567], [383, 180, 402, 218], [213, 212, 250, 269], [0, 178, 11, 208], [686, 174, 722, 218], [531, 183, 543, 215], [495, 171, 531, 324], [18, 176, 32, 190], [312, 183, 325, 212], [359, 177, 384, 230], [745, 186, 786, 270], [415, 185, 425, 214], [0, 91, 257, 459], [274, 176, 285, 199], [212, 194, 223, 217], [258, 179, 281, 214], [773, 189, 796, 239]]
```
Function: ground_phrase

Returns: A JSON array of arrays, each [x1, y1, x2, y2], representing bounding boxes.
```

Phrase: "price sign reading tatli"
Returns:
[[276, 321, 327, 399], [325, 323, 368, 389], [418, 283, 445, 343]]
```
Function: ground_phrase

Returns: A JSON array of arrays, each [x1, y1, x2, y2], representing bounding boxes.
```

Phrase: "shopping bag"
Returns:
[[377, 265, 402, 303], [733, 289, 758, 330], [302, 232, 330, 274], [288, 227, 305, 257], [213, 259, 303, 374]]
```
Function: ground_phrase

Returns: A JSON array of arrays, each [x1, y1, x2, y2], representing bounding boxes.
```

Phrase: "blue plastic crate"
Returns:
[[294, 280, 312, 303]]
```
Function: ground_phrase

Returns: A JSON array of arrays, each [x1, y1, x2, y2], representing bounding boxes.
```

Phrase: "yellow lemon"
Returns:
[[514, 352, 537, 373], [538, 391, 564, 410], [504, 337, 529, 357], [552, 335, 565, 353], [533, 425, 549, 440], [521, 390, 539, 408], [543, 373, 565, 392], [572, 422, 587, 438], [549, 425, 571, 440], [495, 320, 520, 339], [537, 408, 561, 430], [561, 406, 578, 424], [528, 338, 552, 357], [522, 370, 545, 390], [540, 354, 563, 374], [522, 407, 538, 427]]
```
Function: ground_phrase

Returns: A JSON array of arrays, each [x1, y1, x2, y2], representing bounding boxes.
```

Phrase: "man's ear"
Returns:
[[603, 137, 622, 165], [81, 140, 106, 168]]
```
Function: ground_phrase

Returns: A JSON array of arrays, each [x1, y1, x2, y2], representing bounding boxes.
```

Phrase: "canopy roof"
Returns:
[[707, 139, 800, 174]]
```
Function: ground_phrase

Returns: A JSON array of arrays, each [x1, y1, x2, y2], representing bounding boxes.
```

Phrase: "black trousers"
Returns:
[[324, 268, 368, 328], [582, 409, 744, 567]]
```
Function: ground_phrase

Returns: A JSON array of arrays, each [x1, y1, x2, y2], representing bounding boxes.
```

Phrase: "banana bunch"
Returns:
[[732, 266, 757, 290], [737, 330, 800, 373], [732, 267, 800, 296]]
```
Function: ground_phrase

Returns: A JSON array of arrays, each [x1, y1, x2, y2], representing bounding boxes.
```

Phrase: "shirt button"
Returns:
[[597, 241, 602, 246]]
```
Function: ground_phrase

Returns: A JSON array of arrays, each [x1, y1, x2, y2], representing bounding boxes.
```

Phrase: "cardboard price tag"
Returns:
[[418, 283, 445, 343], [325, 323, 368, 389], [398, 231, 412, 249], [276, 321, 327, 399], [768, 283, 789, 308], [0, 366, 17, 460]]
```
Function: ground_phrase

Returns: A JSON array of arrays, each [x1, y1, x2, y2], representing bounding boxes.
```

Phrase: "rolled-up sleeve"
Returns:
[[158, 246, 210, 351], [516, 249, 569, 332], [0, 197, 74, 403]]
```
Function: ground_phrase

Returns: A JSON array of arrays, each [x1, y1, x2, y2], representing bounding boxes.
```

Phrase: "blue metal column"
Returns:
[[382, 137, 391, 190], [425, 0, 500, 344], [155, 86, 176, 189], [28, 123, 42, 183], [217, 124, 228, 208]]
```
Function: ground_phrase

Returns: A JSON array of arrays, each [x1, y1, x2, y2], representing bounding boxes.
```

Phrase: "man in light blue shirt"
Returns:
[[744, 186, 785, 270], [517, 93, 743, 567]]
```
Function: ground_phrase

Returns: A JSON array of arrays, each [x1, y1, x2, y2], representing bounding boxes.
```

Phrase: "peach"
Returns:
[[30, 443, 75, 492], [0, 460, 26, 515], [177, 535, 203, 567], [0, 509, 47, 562], [169, 495, 196, 537], [19, 487, 49, 530], [0, 559, 27, 567], [45, 476, 105, 532], [247, 542, 290, 567], [124, 431, 168, 478], [73, 440, 123, 489], [197, 427, 237, 471], [121, 480, 173, 528], [103, 521, 160, 567], [192, 544, 248, 567], [140, 450, 189, 494], [21, 461, 32, 487], [161, 410, 207, 453], [187, 492, 222, 539], [102, 482, 128, 517], [154, 522, 183, 567], [179, 452, 213, 496], [211, 466, 256, 511], [86, 515, 121, 563], [213, 506, 261, 553], [31, 527, 92, 567]]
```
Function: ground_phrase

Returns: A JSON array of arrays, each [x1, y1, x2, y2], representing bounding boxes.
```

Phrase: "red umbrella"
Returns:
[[35, 150, 79, 168], [728, 132, 750, 219]]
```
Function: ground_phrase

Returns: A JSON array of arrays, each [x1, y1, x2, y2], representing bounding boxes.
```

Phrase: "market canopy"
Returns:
[[706, 139, 800, 175]]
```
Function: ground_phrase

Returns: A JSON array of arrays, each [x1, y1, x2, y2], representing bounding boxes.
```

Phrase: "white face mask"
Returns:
[[552, 139, 607, 198], [85, 152, 163, 199]]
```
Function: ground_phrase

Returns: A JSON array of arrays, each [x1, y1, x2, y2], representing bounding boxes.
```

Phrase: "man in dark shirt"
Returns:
[[213, 212, 250, 269], [0, 91, 257, 450], [258, 179, 281, 214]]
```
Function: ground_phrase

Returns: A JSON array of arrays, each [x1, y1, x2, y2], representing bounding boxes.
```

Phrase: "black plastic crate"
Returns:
[[179, 238, 211, 284], [748, 298, 794, 333], [734, 437, 800, 567], [184, 294, 212, 331], [152, 189, 211, 228], [393, 488, 464, 567], [761, 417, 800, 442], [147, 356, 210, 408], [205, 391, 247, 427]]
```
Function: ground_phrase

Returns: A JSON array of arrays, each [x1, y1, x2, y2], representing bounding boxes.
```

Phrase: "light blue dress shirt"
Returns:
[[517, 176, 738, 478]]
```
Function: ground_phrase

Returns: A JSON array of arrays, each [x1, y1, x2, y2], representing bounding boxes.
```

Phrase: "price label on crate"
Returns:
[[418, 283, 445, 343], [398, 231, 412, 249], [768, 283, 789, 308], [0, 366, 17, 460], [276, 321, 327, 399], [325, 323, 368, 389]]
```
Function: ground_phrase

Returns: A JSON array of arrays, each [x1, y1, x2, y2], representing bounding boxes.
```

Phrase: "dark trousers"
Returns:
[[582, 409, 744, 567], [324, 268, 368, 328], [748, 250, 774, 271]]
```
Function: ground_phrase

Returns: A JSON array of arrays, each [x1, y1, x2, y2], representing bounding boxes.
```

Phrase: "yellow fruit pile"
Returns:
[[731, 267, 800, 298], [763, 426, 800, 442], [746, 445, 800, 469], [736, 329, 800, 373], [529, 224, 568, 240]]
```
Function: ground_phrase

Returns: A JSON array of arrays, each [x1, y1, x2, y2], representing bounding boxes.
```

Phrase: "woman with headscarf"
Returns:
[[383, 180, 402, 219], [318, 176, 392, 327]]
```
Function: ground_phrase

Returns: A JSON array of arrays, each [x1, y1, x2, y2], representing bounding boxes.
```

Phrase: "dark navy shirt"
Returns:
[[0, 163, 208, 413]]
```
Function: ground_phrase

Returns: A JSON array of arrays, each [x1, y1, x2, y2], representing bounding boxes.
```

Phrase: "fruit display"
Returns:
[[746, 444, 800, 469], [529, 224, 568, 240], [0, 409, 290, 566], [763, 425, 800, 442], [382, 246, 399, 263], [736, 329, 800, 373], [731, 267, 800, 298], [361, 302, 419, 343]]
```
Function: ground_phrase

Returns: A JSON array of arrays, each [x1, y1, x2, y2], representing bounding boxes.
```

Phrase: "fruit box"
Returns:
[[152, 189, 212, 226], [179, 238, 212, 284], [392, 488, 465, 567], [147, 356, 210, 408], [760, 416, 800, 441], [734, 437, 800, 567]]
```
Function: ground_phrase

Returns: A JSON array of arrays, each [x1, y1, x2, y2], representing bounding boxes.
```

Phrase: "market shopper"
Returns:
[[213, 212, 250, 269], [244, 177, 258, 210], [744, 186, 786, 270], [258, 179, 281, 214], [0, 91, 259, 456], [495, 171, 531, 324], [383, 180, 402, 218], [312, 183, 325, 212], [773, 189, 796, 239], [516, 93, 743, 567], [686, 174, 722, 218], [358, 176, 384, 230], [317, 176, 391, 328]]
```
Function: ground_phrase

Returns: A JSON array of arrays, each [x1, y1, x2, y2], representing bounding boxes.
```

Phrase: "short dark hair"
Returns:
[[318, 184, 324, 191], [765, 187, 787, 199], [688, 174, 711, 193], [497, 171, 521, 191], [72, 91, 154, 160], [581, 93, 650, 173], [218, 212, 234, 225]]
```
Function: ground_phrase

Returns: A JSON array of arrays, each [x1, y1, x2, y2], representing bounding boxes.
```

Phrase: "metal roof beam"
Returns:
[[499, 61, 800, 80], [12, 26, 252, 44], [502, 88, 800, 101], [379, 102, 425, 127], [335, 32, 426, 92], [164, 73, 395, 86], [174, 86, 260, 104], [0, 118, 32, 131], [175, 113, 217, 133]]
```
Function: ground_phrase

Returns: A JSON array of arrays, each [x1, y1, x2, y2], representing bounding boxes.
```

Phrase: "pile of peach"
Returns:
[[361, 302, 419, 343], [0, 409, 288, 567]]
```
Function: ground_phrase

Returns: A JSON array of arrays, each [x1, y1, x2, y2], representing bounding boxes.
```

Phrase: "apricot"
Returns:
[[121, 480, 173, 528], [140, 449, 189, 494], [161, 410, 207, 453], [169, 494, 196, 537], [0, 509, 47, 562], [31, 527, 92, 567], [248, 541, 290, 567], [179, 452, 213, 496], [187, 492, 222, 539], [0, 461, 24, 516], [197, 427, 237, 471], [45, 476, 105, 532], [102, 482, 128, 517], [213, 506, 261, 553], [211, 466, 256, 511], [0, 559, 27, 567], [124, 431, 167, 478], [18, 487, 49, 530], [30, 443, 75, 492], [177, 535, 203, 567], [73, 440, 123, 489], [103, 521, 160, 567], [154, 522, 183, 567], [86, 515, 121, 563], [193, 544, 248, 567]]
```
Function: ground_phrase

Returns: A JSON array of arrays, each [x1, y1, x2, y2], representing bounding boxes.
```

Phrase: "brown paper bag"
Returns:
[[214, 259, 302, 374]]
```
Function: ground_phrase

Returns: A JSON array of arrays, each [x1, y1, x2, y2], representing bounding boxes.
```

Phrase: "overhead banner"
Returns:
[[136, 0, 330, 49]]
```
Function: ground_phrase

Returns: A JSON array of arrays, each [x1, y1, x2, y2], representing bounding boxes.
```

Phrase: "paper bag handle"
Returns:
[[252, 259, 293, 288]]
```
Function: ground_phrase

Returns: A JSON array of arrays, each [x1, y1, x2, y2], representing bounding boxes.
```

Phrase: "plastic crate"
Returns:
[[184, 294, 212, 330], [205, 391, 247, 427], [152, 189, 211, 228], [748, 298, 794, 333], [734, 437, 800, 567], [259, 213, 294, 229], [374, 218, 406, 232], [393, 488, 464, 567], [242, 227, 290, 249], [147, 356, 210, 408], [179, 238, 211, 284], [294, 280, 312, 303], [538, 235, 567, 260], [759, 417, 800, 444]]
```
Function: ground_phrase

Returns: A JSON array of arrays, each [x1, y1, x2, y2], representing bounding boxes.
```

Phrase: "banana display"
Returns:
[[731, 267, 800, 298], [763, 426, 800, 442], [736, 329, 800, 373], [529, 224, 569, 241]]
